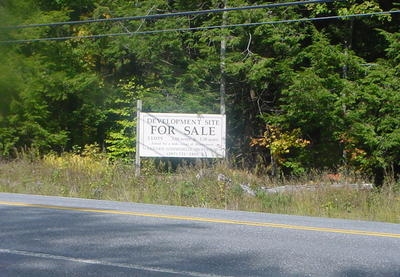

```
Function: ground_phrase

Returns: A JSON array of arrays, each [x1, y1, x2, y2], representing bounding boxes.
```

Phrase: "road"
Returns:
[[0, 192, 399, 276]]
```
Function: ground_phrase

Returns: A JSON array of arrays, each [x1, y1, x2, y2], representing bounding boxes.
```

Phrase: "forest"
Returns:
[[0, 0, 399, 186]]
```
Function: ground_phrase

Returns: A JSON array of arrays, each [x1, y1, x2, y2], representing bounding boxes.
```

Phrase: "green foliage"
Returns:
[[262, 33, 348, 169], [250, 124, 310, 176], [0, 0, 399, 185], [105, 79, 149, 161], [341, 62, 400, 179], [380, 30, 400, 71]]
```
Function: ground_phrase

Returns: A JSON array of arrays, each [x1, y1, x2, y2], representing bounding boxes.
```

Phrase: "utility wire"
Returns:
[[1, 10, 398, 44], [2, 0, 336, 30]]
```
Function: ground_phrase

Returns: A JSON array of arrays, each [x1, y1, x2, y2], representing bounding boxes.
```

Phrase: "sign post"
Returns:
[[135, 100, 142, 177]]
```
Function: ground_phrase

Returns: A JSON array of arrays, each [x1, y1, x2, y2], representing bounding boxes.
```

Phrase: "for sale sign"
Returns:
[[138, 112, 226, 158]]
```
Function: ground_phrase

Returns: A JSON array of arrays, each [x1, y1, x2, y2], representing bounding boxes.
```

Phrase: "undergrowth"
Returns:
[[0, 150, 399, 223]]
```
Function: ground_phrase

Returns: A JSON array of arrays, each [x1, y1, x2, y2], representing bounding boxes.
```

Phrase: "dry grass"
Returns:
[[0, 151, 399, 223]]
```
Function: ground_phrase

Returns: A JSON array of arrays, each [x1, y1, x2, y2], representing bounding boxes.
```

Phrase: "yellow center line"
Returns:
[[1, 200, 399, 239]]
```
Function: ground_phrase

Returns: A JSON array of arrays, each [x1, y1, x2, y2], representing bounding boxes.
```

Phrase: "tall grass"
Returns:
[[0, 150, 399, 223]]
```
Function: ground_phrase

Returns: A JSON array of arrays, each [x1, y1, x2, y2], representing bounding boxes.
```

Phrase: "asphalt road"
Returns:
[[0, 192, 399, 277]]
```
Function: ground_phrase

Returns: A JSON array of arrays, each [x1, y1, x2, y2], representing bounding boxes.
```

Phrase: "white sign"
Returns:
[[138, 112, 226, 158]]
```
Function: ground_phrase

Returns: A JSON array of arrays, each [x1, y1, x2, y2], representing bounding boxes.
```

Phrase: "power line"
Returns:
[[2, 0, 336, 30], [1, 10, 398, 44]]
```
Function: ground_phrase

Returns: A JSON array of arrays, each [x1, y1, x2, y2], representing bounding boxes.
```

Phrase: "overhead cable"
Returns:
[[1, 10, 398, 44], [2, 0, 336, 30]]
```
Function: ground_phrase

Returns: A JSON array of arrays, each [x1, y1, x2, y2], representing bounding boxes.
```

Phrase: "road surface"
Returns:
[[0, 192, 399, 276]]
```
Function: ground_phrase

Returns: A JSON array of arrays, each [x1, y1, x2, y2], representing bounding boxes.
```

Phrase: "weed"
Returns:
[[256, 192, 293, 213], [0, 153, 399, 223]]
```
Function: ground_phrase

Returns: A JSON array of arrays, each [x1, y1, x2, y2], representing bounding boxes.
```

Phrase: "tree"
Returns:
[[105, 79, 153, 162], [250, 125, 310, 176], [0, 0, 110, 154], [341, 37, 400, 185], [1, 0, 399, 183]]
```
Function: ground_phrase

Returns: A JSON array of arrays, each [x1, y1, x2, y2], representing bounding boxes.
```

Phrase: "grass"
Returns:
[[0, 151, 399, 223]]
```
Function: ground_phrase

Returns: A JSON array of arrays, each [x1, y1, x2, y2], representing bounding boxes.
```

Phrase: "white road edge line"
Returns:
[[0, 248, 233, 277]]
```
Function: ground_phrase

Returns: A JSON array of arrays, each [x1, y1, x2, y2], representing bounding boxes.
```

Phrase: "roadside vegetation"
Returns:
[[1, 147, 399, 223], [1, 1, 399, 223]]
